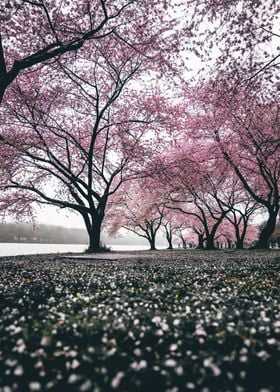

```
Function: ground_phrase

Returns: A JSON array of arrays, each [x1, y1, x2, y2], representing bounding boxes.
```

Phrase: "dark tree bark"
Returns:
[[253, 207, 279, 249], [145, 225, 158, 251], [196, 233, 204, 249], [164, 223, 173, 249], [86, 220, 103, 253], [148, 234, 156, 250], [179, 234, 187, 249], [235, 238, 243, 249], [233, 220, 246, 249], [205, 233, 216, 250], [82, 209, 106, 253]]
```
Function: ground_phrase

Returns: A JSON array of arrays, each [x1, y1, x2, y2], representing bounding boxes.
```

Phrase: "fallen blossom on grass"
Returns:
[[0, 250, 279, 391]]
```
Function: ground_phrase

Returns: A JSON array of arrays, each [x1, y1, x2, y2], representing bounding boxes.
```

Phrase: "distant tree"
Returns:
[[160, 144, 234, 250], [107, 179, 167, 250], [215, 220, 236, 249], [174, 227, 188, 250], [161, 211, 188, 250], [225, 201, 260, 249]]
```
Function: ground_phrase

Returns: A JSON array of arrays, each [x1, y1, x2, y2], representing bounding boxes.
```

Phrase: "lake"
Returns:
[[0, 243, 167, 257]]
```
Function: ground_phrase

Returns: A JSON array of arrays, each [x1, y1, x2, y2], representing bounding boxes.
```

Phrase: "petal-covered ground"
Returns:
[[0, 250, 279, 391]]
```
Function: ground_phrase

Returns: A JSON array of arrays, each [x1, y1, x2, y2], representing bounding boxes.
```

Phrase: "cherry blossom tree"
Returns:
[[189, 84, 279, 249], [107, 179, 167, 250], [224, 101, 279, 249], [2, 0, 277, 108], [160, 144, 235, 250], [174, 226, 188, 250], [173, 227, 197, 249], [186, 0, 279, 88], [214, 220, 235, 249], [0, 0, 181, 104], [161, 210, 188, 250], [199, 174, 261, 249], [174, 214, 205, 249], [0, 38, 170, 252], [243, 224, 260, 248], [225, 200, 260, 249]]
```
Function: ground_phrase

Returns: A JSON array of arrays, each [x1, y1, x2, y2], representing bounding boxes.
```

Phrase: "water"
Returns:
[[0, 243, 167, 257], [0, 243, 88, 257]]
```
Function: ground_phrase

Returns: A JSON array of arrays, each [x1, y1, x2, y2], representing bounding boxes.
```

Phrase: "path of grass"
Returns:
[[0, 250, 279, 391]]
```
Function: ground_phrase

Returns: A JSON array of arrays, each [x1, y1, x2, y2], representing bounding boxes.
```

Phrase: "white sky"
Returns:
[[36, 205, 85, 229]]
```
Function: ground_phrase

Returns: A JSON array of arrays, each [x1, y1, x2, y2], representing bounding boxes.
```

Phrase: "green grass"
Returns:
[[0, 250, 279, 391]]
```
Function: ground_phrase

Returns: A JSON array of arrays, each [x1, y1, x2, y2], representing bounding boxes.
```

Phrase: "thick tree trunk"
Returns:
[[234, 226, 242, 249], [196, 233, 204, 249], [235, 239, 244, 249], [253, 208, 279, 249], [234, 220, 247, 249], [148, 236, 156, 250], [205, 235, 216, 250], [85, 217, 104, 253]]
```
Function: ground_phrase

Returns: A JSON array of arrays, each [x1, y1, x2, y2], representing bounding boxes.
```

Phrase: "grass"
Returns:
[[0, 250, 279, 391]]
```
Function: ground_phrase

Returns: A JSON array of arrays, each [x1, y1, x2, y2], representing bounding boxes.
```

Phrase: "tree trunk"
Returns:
[[179, 235, 187, 249], [85, 217, 104, 253], [205, 235, 216, 250], [234, 219, 247, 249], [166, 235, 173, 250], [148, 236, 156, 250], [234, 226, 243, 249], [196, 233, 204, 249], [235, 239, 244, 249], [253, 208, 279, 249], [164, 224, 173, 249]]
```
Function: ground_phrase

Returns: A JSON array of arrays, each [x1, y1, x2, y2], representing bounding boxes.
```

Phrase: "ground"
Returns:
[[0, 250, 279, 391]]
